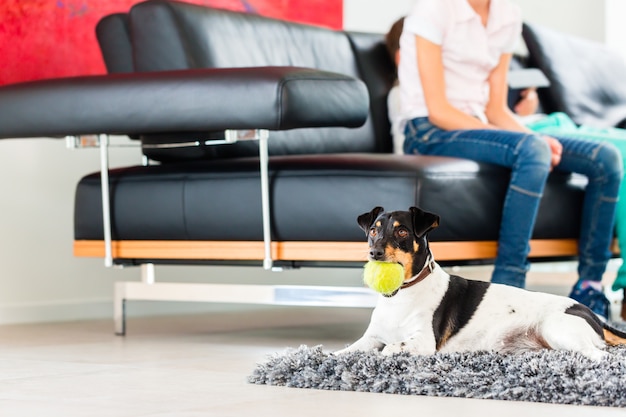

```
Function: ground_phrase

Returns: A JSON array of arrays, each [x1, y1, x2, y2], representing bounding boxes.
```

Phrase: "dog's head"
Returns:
[[357, 206, 440, 280]]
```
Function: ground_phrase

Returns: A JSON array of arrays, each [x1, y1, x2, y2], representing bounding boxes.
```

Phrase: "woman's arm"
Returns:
[[416, 35, 492, 130], [486, 53, 562, 167], [485, 53, 531, 132]]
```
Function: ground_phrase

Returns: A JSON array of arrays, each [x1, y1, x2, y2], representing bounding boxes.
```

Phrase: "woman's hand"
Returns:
[[543, 135, 562, 168]]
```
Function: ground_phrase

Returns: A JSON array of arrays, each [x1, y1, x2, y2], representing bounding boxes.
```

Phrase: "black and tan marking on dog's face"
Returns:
[[357, 206, 440, 280]]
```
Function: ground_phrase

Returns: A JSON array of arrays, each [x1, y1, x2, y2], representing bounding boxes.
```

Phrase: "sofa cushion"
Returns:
[[346, 31, 397, 154], [523, 22, 626, 128], [74, 154, 585, 244], [96, 13, 134, 74]]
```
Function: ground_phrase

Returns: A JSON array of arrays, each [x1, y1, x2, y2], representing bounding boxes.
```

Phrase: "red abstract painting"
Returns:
[[0, 0, 342, 85]]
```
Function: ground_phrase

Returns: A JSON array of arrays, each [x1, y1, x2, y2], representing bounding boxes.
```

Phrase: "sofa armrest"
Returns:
[[0, 66, 369, 139]]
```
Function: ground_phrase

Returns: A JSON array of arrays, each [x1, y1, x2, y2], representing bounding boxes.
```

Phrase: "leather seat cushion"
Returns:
[[74, 154, 585, 242]]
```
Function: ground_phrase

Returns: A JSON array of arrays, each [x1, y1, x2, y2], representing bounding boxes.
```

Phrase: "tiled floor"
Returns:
[[0, 296, 624, 416]]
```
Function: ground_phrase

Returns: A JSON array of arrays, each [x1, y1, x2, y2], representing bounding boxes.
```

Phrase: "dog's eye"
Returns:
[[369, 228, 377, 238], [396, 228, 409, 238]]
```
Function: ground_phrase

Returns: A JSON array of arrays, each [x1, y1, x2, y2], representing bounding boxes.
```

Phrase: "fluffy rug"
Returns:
[[249, 345, 626, 407]]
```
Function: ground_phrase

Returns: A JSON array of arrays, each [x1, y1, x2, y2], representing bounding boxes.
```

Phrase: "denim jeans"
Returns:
[[405, 117, 623, 288]]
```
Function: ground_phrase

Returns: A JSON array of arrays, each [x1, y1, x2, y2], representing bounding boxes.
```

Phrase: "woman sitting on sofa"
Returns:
[[385, 0, 623, 321]]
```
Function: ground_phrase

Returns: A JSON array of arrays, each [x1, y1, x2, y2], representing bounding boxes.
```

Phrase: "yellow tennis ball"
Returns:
[[363, 261, 405, 295]]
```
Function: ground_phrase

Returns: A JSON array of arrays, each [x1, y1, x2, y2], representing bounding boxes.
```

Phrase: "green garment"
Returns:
[[526, 112, 626, 291]]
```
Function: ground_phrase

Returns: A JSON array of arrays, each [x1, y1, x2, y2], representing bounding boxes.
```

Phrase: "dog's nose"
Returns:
[[369, 248, 385, 260]]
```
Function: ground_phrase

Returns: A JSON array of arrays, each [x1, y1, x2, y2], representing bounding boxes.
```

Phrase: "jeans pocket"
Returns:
[[407, 118, 435, 141], [421, 127, 439, 142], [405, 118, 443, 154], [416, 121, 432, 132]]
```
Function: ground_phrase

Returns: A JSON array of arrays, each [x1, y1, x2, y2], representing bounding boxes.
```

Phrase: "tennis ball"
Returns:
[[363, 260, 405, 295]]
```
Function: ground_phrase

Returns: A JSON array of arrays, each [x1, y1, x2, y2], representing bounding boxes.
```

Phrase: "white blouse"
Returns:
[[398, 0, 522, 124]]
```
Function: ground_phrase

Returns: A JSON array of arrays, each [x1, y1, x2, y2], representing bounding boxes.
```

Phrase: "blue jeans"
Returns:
[[405, 117, 623, 288]]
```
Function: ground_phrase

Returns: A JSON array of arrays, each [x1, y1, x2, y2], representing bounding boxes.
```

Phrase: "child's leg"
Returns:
[[552, 135, 622, 319], [530, 114, 626, 296], [604, 140, 626, 293]]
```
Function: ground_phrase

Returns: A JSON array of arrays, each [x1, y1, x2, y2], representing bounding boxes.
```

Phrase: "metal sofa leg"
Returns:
[[114, 282, 126, 336], [113, 263, 155, 335]]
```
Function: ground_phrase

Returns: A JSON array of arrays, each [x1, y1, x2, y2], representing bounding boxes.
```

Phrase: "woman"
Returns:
[[397, 0, 623, 319]]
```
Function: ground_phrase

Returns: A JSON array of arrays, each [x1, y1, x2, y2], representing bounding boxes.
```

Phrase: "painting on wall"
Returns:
[[0, 0, 343, 86]]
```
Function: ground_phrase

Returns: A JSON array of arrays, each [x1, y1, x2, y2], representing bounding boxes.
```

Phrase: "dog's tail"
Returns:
[[603, 323, 626, 346]]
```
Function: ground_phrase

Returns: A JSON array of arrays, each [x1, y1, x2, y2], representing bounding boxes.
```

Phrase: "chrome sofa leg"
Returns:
[[99, 133, 113, 268], [257, 129, 274, 271]]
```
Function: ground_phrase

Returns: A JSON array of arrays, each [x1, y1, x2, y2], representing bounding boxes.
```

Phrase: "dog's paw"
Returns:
[[382, 341, 435, 356], [381, 342, 406, 356], [582, 348, 608, 361]]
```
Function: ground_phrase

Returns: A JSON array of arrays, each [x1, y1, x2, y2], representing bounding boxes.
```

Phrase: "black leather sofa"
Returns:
[[1, 0, 625, 331], [74, 1, 591, 264]]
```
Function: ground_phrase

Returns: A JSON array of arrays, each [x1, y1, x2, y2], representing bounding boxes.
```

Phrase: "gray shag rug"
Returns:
[[249, 345, 626, 407]]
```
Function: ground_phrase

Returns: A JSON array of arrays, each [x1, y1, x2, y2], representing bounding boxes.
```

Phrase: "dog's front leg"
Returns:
[[382, 333, 436, 356]]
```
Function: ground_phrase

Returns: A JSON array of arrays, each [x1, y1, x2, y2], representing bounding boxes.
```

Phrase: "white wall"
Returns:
[[0, 138, 365, 325], [343, 0, 414, 33], [0, 1, 612, 325], [605, 0, 626, 60], [511, 0, 605, 42], [344, 0, 607, 40]]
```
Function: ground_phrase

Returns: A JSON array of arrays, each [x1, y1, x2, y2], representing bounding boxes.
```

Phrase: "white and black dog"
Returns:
[[336, 206, 626, 360]]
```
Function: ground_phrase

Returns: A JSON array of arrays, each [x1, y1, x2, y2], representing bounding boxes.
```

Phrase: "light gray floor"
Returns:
[[0, 303, 624, 416]]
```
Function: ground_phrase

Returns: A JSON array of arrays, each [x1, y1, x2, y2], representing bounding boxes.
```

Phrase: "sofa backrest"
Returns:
[[97, 0, 395, 161], [96, 13, 134, 74]]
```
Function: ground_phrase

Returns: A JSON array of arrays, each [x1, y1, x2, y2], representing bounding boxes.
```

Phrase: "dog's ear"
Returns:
[[409, 206, 440, 238], [357, 206, 385, 232]]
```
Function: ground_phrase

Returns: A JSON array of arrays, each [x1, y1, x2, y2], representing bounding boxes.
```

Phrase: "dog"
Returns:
[[336, 206, 626, 360]]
